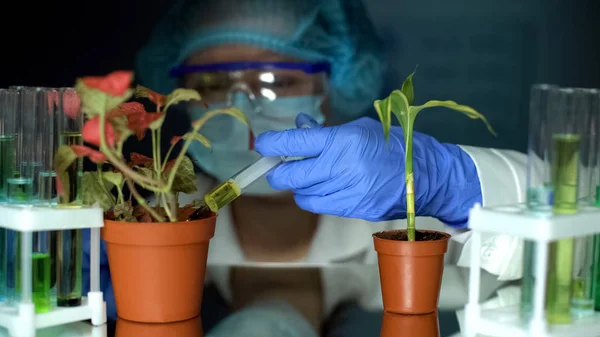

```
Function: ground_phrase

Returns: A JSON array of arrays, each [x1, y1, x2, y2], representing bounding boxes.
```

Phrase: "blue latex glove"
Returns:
[[254, 114, 482, 227]]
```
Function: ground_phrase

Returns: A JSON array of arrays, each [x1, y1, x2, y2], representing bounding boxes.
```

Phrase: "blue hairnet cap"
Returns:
[[135, 0, 386, 119]]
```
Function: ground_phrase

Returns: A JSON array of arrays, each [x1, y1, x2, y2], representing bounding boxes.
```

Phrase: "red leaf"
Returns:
[[71, 145, 108, 163], [129, 153, 153, 167], [164, 159, 176, 172], [128, 111, 164, 140], [82, 117, 117, 148], [136, 86, 167, 107], [81, 71, 133, 96], [119, 102, 147, 116], [62, 89, 81, 120], [171, 136, 182, 145]]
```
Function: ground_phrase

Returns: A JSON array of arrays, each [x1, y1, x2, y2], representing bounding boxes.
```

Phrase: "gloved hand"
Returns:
[[254, 114, 482, 227]]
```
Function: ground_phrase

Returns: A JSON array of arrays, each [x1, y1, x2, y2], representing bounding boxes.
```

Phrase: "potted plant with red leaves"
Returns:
[[54, 71, 248, 323], [373, 71, 495, 337]]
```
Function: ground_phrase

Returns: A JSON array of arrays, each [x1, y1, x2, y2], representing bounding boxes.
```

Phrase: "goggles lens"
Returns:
[[171, 62, 329, 105]]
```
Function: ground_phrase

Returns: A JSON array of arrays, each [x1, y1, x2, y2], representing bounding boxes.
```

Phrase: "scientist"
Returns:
[[83, 0, 528, 336]]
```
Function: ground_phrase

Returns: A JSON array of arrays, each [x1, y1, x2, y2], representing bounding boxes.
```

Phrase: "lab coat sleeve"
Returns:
[[453, 146, 527, 281]]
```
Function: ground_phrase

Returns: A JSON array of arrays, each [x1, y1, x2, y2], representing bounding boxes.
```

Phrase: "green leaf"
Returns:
[[373, 97, 392, 141], [165, 88, 202, 112], [74, 81, 106, 117], [113, 202, 136, 222], [81, 171, 115, 211], [400, 68, 417, 105], [183, 132, 211, 148], [389, 90, 411, 129], [410, 100, 497, 136], [194, 107, 249, 130], [135, 167, 157, 180], [54, 145, 78, 201], [102, 171, 124, 188], [171, 156, 197, 194], [106, 89, 133, 111], [75, 80, 132, 117]]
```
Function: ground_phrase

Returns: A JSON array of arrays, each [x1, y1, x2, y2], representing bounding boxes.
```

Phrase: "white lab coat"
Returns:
[[178, 145, 528, 317]]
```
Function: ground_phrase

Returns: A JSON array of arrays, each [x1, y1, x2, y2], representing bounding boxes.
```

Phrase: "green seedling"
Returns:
[[374, 69, 496, 241]]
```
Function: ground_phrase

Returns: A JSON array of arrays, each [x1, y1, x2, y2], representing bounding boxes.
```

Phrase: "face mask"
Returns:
[[186, 94, 325, 196]]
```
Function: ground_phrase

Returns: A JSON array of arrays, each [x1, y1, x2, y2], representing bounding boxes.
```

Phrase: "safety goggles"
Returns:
[[169, 61, 330, 106]]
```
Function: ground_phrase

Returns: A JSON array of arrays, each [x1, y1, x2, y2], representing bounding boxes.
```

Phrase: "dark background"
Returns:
[[2, 0, 599, 153]]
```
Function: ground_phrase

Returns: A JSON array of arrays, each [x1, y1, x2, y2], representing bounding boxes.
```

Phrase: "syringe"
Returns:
[[204, 113, 320, 212]]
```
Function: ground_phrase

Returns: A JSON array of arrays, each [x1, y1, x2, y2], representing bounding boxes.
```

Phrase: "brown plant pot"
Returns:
[[115, 315, 203, 337], [380, 311, 440, 337], [373, 229, 451, 315], [102, 214, 216, 323]]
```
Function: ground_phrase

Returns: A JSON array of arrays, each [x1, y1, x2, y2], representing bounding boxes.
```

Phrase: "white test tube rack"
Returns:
[[464, 203, 600, 337], [0, 204, 106, 337]]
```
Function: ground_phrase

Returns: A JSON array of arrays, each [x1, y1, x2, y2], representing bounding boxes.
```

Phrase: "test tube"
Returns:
[[15, 232, 51, 313], [0, 89, 18, 201], [10, 87, 43, 202], [13, 88, 53, 313], [588, 89, 600, 312], [570, 88, 599, 317], [521, 84, 557, 320], [545, 87, 589, 324], [55, 87, 83, 307], [0, 89, 19, 302]]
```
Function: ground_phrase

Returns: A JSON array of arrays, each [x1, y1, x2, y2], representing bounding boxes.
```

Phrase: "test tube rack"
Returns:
[[464, 203, 600, 337], [0, 204, 106, 337]]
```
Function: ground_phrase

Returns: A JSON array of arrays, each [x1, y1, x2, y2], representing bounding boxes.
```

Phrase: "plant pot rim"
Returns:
[[102, 213, 217, 246], [103, 211, 217, 224], [373, 229, 451, 256]]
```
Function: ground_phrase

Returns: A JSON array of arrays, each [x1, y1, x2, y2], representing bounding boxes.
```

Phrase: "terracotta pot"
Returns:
[[380, 311, 440, 337], [373, 229, 451, 315], [102, 215, 216, 323], [115, 315, 203, 337]]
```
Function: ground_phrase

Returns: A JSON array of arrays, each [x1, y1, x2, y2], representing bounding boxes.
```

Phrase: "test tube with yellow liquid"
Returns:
[[55, 88, 83, 307], [204, 113, 320, 212]]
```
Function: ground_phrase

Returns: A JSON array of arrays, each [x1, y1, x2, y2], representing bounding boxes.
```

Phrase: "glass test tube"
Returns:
[[570, 88, 599, 317], [521, 84, 557, 320], [14, 88, 52, 312], [12, 87, 43, 202], [16, 232, 51, 313], [55, 88, 83, 307], [589, 89, 600, 312], [0, 89, 19, 302], [545, 88, 588, 324]]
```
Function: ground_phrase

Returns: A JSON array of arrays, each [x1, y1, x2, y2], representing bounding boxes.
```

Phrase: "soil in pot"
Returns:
[[373, 229, 451, 316], [102, 207, 216, 323]]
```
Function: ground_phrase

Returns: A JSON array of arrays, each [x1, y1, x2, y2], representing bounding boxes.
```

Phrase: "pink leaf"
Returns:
[[71, 145, 108, 163], [81, 71, 133, 97]]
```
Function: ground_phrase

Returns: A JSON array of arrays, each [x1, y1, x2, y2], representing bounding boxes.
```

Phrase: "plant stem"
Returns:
[[125, 178, 164, 222], [98, 112, 164, 192], [161, 141, 177, 172], [165, 109, 233, 190], [405, 126, 416, 241]]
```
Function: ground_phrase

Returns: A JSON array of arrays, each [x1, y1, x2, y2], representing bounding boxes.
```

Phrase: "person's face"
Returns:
[[181, 44, 331, 120]]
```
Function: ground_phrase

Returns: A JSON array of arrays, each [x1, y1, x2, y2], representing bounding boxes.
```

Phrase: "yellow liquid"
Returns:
[[58, 132, 83, 204], [204, 179, 241, 212]]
